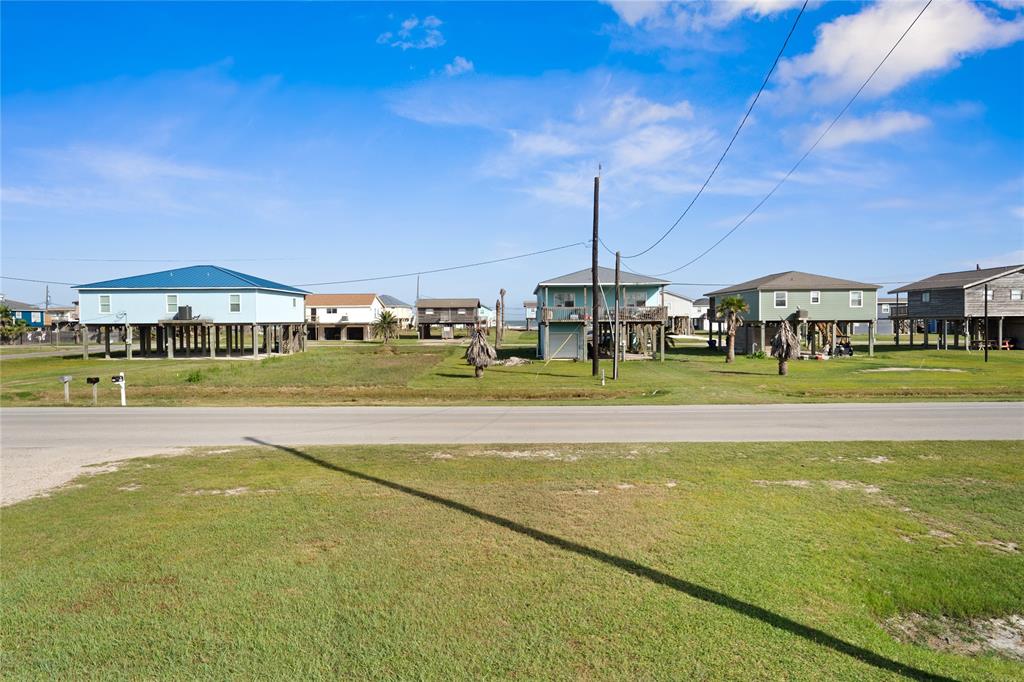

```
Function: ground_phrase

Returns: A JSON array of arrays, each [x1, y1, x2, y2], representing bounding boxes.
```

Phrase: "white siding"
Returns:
[[306, 297, 384, 324]]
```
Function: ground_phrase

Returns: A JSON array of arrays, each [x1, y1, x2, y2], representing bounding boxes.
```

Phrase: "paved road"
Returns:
[[3, 403, 1022, 505]]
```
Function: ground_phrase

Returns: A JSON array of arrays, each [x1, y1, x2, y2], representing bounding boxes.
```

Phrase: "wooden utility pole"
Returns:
[[499, 288, 506, 345], [984, 283, 989, 362], [591, 174, 600, 377], [613, 250, 621, 380], [494, 297, 501, 348]]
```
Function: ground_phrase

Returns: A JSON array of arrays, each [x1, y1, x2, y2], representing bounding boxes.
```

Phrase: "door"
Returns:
[[548, 329, 580, 359]]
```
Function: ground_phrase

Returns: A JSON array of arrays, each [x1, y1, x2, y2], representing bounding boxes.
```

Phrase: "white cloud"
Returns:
[[444, 56, 474, 76], [1012, 206, 1024, 219], [377, 15, 445, 50], [808, 110, 930, 150], [603, 0, 806, 33], [511, 131, 580, 157], [779, 0, 1024, 101]]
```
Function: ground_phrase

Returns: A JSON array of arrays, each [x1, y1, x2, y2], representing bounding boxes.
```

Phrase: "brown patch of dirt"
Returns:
[[976, 539, 1019, 554], [753, 479, 810, 488], [884, 613, 1024, 662]]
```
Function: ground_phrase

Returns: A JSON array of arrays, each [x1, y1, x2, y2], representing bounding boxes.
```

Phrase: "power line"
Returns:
[[1, 275, 75, 286], [619, 0, 809, 260], [657, 0, 933, 277], [298, 241, 589, 287]]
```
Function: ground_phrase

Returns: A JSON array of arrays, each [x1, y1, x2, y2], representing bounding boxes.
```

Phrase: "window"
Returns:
[[554, 291, 576, 308], [229, 294, 241, 313], [31, 312, 41, 323], [327, 307, 337, 314], [921, 291, 930, 303], [986, 289, 994, 301], [292, 298, 297, 307], [774, 291, 787, 308], [99, 295, 111, 314], [881, 304, 891, 314], [1012, 289, 1022, 301], [850, 290, 863, 308], [458, 308, 466, 315], [810, 291, 820, 304], [166, 294, 178, 314], [425, 308, 434, 315]]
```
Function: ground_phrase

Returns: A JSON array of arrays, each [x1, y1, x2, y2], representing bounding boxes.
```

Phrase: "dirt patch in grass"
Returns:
[[976, 539, 1019, 553], [753, 479, 810, 488], [884, 613, 1024, 662], [185, 487, 276, 497]]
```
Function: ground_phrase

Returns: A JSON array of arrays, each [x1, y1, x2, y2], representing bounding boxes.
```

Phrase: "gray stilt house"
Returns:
[[535, 267, 669, 361], [75, 265, 309, 359], [705, 271, 880, 356], [416, 298, 481, 339], [889, 264, 1024, 350]]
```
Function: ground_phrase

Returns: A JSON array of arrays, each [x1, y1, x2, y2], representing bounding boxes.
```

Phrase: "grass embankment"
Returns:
[[2, 332, 1022, 406], [2, 441, 1021, 679]]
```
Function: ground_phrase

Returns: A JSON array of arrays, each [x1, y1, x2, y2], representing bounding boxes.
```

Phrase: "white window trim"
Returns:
[[810, 290, 820, 304], [229, 293, 241, 313], [881, 304, 890, 314], [99, 295, 111, 314], [849, 290, 864, 308], [986, 289, 994, 301], [773, 291, 787, 308], [1011, 289, 1022, 301], [166, 294, 178, 314], [921, 291, 930, 303]]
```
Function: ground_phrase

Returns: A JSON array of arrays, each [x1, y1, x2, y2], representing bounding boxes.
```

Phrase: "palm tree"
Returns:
[[371, 310, 400, 345], [716, 295, 749, 364], [465, 326, 497, 378], [770, 315, 802, 376]]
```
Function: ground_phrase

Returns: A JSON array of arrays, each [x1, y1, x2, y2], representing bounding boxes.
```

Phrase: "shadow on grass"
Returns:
[[248, 437, 952, 682], [708, 370, 775, 377]]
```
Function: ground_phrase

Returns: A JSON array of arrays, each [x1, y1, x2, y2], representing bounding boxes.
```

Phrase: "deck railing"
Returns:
[[541, 305, 667, 323]]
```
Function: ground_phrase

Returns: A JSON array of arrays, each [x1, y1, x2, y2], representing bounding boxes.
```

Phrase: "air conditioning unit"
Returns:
[[175, 305, 193, 320]]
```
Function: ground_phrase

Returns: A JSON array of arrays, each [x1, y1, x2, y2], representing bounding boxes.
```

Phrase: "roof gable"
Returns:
[[706, 271, 879, 296], [75, 265, 307, 294], [378, 294, 412, 308], [416, 298, 480, 308], [1, 298, 41, 311], [537, 266, 669, 288], [890, 264, 1024, 293]]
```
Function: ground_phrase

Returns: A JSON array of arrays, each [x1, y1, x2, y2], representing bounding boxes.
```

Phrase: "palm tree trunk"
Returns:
[[726, 330, 736, 363], [475, 366, 484, 378], [778, 359, 788, 376]]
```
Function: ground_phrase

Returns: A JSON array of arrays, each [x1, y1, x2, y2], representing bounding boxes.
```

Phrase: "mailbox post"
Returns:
[[86, 377, 100, 405], [112, 372, 126, 406], [59, 375, 73, 405]]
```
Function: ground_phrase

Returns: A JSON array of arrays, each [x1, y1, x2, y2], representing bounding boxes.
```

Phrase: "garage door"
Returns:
[[346, 327, 365, 341], [548, 329, 580, 359]]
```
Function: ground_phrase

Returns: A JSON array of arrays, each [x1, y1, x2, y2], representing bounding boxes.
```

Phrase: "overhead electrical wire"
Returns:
[[656, 0, 933, 277], [618, 0, 810, 260], [297, 241, 589, 287]]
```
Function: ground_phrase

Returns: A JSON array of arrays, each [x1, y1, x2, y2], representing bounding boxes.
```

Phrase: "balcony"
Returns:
[[541, 305, 667, 323]]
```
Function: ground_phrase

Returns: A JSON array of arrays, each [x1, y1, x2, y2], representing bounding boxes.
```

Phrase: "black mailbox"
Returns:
[[86, 377, 100, 385]]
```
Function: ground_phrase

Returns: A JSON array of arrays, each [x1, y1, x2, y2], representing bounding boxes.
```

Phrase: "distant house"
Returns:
[[523, 300, 537, 331], [705, 271, 880, 355], [1, 297, 44, 329], [379, 295, 414, 328], [306, 294, 384, 341], [692, 297, 722, 333], [876, 296, 898, 335], [479, 304, 496, 328], [890, 264, 1024, 350], [661, 290, 696, 334], [416, 298, 481, 339], [534, 266, 669, 361], [75, 265, 308, 359]]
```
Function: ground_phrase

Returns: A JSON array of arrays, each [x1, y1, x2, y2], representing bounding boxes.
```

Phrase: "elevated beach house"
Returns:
[[306, 293, 384, 341], [415, 298, 481, 338], [889, 264, 1024, 350], [379, 295, 414, 328], [75, 265, 308, 359], [705, 271, 880, 356], [534, 267, 669, 361]]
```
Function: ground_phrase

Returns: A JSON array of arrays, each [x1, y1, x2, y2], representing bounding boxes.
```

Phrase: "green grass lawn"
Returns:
[[2, 334, 1021, 406], [3, 441, 1021, 679]]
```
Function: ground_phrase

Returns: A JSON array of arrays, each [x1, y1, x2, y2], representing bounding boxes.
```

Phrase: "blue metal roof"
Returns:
[[75, 265, 308, 294]]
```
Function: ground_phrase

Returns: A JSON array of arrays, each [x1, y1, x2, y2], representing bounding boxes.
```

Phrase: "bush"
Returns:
[[748, 350, 767, 359], [185, 370, 203, 384]]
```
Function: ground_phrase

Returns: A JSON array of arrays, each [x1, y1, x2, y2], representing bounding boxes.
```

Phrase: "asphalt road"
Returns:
[[3, 403, 1022, 505]]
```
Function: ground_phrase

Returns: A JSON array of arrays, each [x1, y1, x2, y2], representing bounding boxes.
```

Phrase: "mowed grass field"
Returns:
[[2, 330, 1022, 406], [2, 441, 1021, 679]]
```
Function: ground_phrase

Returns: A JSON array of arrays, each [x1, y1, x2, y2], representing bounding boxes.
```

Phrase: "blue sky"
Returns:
[[2, 1, 1022, 313]]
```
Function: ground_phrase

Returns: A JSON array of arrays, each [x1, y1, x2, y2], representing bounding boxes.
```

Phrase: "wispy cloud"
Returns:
[[377, 15, 445, 50], [808, 110, 931, 150], [777, 0, 1024, 101], [444, 56, 474, 76]]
